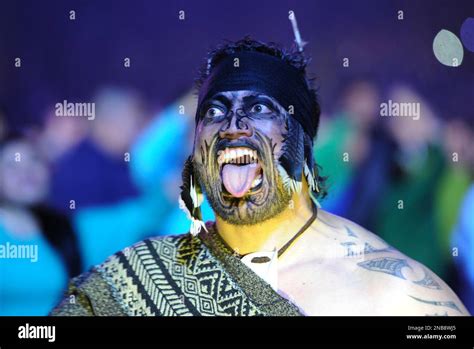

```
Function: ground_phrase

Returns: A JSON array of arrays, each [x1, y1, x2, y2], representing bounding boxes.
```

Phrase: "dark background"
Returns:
[[1, 0, 473, 128]]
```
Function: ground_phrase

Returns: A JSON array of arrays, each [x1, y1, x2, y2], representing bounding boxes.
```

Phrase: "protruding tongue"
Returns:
[[222, 163, 260, 198]]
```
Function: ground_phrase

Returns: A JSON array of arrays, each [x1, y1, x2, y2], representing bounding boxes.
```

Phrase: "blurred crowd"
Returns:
[[0, 80, 472, 315]]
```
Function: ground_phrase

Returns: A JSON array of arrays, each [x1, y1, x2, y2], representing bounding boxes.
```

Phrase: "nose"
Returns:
[[219, 112, 252, 140]]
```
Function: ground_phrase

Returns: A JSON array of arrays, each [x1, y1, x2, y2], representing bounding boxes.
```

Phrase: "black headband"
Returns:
[[196, 51, 319, 139]]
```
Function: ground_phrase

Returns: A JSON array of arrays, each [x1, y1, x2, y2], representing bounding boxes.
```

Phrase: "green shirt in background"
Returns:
[[375, 144, 447, 279]]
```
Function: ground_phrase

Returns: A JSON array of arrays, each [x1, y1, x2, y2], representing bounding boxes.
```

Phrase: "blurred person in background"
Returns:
[[130, 89, 214, 236], [38, 107, 89, 163], [0, 135, 82, 315], [436, 118, 473, 256], [374, 84, 447, 279], [313, 82, 359, 215], [49, 87, 146, 212], [450, 122, 474, 314], [315, 79, 396, 230], [451, 184, 474, 314], [43, 87, 177, 269]]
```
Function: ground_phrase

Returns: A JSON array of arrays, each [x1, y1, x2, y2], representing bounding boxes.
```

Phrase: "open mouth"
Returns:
[[217, 146, 264, 198]]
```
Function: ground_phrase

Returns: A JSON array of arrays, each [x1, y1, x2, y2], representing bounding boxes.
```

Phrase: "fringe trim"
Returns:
[[190, 175, 203, 208], [277, 164, 302, 194], [179, 196, 208, 236]]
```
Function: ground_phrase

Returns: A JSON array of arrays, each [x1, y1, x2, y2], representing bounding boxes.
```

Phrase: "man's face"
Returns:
[[0, 141, 50, 205], [193, 90, 293, 225]]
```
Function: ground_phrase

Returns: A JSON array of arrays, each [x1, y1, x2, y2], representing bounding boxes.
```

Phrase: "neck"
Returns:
[[215, 184, 314, 255]]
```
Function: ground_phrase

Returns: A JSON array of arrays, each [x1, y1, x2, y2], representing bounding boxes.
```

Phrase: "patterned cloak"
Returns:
[[50, 222, 302, 316]]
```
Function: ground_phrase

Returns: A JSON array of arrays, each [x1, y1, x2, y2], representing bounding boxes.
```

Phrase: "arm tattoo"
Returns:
[[345, 226, 358, 238], [363, 242, 393, 255], [409, 295, 462, 314], [340, 241, 394, 258], [357, 257, 411, 279], [340, 242, 357, 257], [413, 269, 442, 290], [357, 257, 443, 290]]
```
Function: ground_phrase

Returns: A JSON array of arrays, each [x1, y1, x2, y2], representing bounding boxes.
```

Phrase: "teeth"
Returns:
[[217, 150, 225, 164], [217, 147, 259, 165], [251, 172, 263, 188], [237, 149, 243, 164]]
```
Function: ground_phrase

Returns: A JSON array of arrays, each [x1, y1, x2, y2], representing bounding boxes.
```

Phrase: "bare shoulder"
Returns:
[[310, 210, 470, 316]]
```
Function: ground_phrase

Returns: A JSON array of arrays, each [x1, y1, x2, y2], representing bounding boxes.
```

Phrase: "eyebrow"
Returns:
[[205, 93, 232, 109], [203, 92, 278, 112], [242, 94, 278, 108]]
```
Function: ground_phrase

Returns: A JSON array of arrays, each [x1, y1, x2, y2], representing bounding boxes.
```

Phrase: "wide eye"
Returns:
[[250, 103, 272, 114], [205, 106, 225, 118]]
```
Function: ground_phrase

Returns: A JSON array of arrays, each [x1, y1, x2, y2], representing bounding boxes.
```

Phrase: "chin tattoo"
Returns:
[[192, 130, 292, 226]]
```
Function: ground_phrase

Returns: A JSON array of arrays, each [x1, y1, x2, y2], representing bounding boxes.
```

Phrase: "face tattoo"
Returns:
[[180, 51, 321, 231]]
